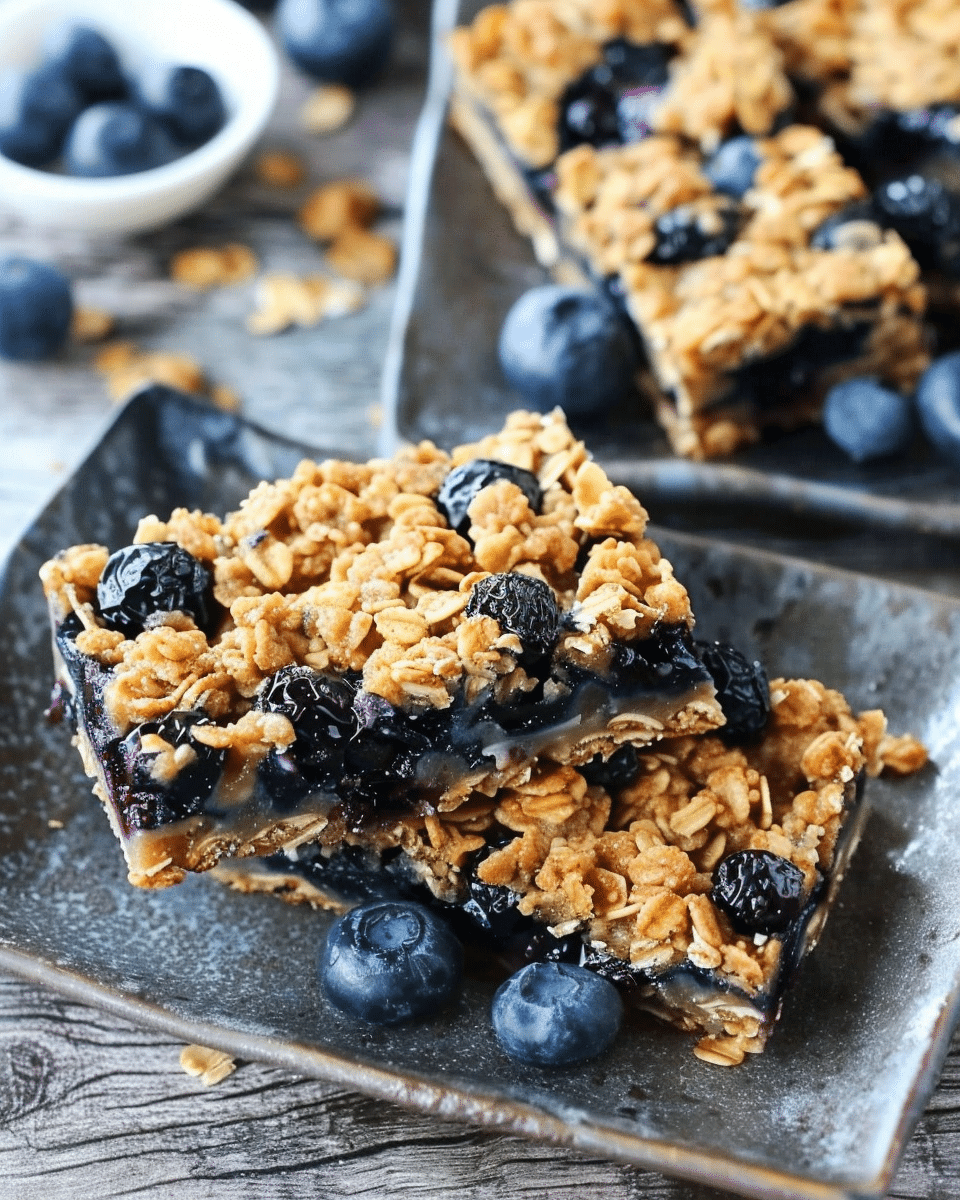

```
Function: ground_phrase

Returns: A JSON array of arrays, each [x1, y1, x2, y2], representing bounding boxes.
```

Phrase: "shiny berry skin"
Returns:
[[711, 850, 807, 935], [320, 900, 463, 1024], [0, 258, 73, 362], [465, 573, 561, 666], [498, 285, 638, 417], [872, 175, 960, 272], [823, 378, 913, 463], [118, 711, 226, 830], [558, 75, 620, 152], [695, 641, 770, 742], [580, 744, 641, 793], [135, 64, 226, 147], [492, 961, 623, 1067], [648, 202, 740, 265], [97, 542, 214, 637], [436, 458, 542, 536], [558, 40, 670, 151], [43, 23, 126, 101], [64, 102, 179, 177], [704, 136, 760, 199], [810, 201, 884, 252], [277, 0, 395, 88], [915, 351, 960, 471], [0, 63, 84, 167]]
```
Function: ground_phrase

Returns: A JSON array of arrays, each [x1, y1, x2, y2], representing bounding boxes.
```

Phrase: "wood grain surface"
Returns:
[[0, 4, 959, 1199]]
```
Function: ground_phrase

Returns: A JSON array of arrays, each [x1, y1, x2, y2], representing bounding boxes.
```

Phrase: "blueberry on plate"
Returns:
[[711, 849, 807, 935], [491, 961, 623, 1067], [822, 377, 914, 463], [320, 900, 463, 1024], [0, 258, 73, 362], [64, 101, 179, 177], [704, 136, 761, 199], [276, 0, 395, 88], [915, 351, 960, 471], [498, 285, 638, 418], [695, 641, 770, 742], [0, 63, 85, 167], [435, 458, 542, 537], [135, 63, 226, 147], [43, 22, 126, 101], [96, 542, 214, 637]]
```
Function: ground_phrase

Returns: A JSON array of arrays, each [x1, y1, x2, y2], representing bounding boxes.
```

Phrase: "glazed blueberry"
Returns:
[[320, 900, 463, 1024], [97, 542, 214, 637], [64, 102, 178, 177], [580, 744, 641, 793], [822, 378, 913, 463], [43, 22, 126, 101], [915, 351, 960, 471], [872, 175, 960, 271], [276, 0, 395, 88], [119, 710, 226, 830], [492, 961, 623, 1067], [649, 203, 740, 265], [465, 573, 561, 666], [436, 458, 542, 536], [810, 201, 884, 252], [560, 41, 670, 150], [498, 285, 638, 417], [558, 74, 620, 152], [704, 136, 761, 199], [711, 849, 807, 935], [695, 641, 770, 742], [0, 63, 84, 167], [0, 257, 73, 362], [135, 64, 226, 147]]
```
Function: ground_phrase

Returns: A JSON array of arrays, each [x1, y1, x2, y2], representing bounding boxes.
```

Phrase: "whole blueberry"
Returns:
[[712, 849, 807, 935], [465, 572, 561, 666], [0, 258, 73, 362], [498, 285, 637, 417], [43, 22, 126, 101], [915, 352, 960, 471], [135, 63, 226, 147], [63, 102, 179, 176], [0, 63, 85, 167], [276, 0, 395, 88], [822, 378, 913, 463], [320, 900, 463, 1024], [704, 136, 760, 198], [695, 640, 770, 742], [436, 459, 542, 537], [119, 710, 226, 831], [492, 961, 623, 1067], [97, 542, 214, 637]]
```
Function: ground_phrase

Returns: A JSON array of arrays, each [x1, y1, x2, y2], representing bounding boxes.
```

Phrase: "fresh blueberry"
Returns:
[[915, 351, 960, 471], [695, 640, 770, 742], [648, 202, 740, 265], [63, 101, 179, 176], [276, 0, 395, 88], [97, 542, 214, 637], [118, 710, 226, 831], [465, 572, 561, 666], [822, 377, 914, 464], [135, 63, 226, 147], [498, 285, 638, 417], [704, 136, 760, 199], [43, 22, 126, 101], [711, 849, 807, 935], [0, 258, 73, 362], [436, 459, 542, 536], [491, 961, 623, 1067], [320, 900, 463, 1024], [0, 63, 85, 167]]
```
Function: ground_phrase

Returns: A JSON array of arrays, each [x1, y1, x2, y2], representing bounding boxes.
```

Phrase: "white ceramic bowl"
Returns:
[[0, 0, 280, 235]]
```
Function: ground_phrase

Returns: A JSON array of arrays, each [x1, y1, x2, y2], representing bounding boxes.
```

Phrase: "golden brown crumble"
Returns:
[[300, 84, 356, 134], [170, 244, 258, 290], [246, 273, 365, 336], [179, 1045, 237, 1086], [254, 149, 307, 189]]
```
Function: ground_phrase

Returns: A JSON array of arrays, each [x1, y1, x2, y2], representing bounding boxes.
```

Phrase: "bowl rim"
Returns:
[[0, 0, 280, 200]]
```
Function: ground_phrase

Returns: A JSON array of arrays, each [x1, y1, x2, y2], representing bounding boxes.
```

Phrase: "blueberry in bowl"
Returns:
[[0, 256, 73, 361], [0, 62, 84, 167], [42, 21, 126, 101], [276, 0, 395, 89], [134, 63, 226, 148], [64, 102, 179, 177]]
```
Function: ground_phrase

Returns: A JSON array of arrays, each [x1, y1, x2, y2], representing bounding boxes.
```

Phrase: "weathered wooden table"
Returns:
[[1, 5, 959, 1198]]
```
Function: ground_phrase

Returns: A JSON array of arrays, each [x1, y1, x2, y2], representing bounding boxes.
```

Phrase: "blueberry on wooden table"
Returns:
[[276, 0, 395, 88], [0, 258, 73, 362], [64, 101, 179, 177], [43, 22, 126, 101], [822, 378, 914, 464], [96, 542, 214, 637], [135, 63, 226, 147], [497, 285, 638, 418], [711, 849, 807, 935], [435, 459, 542, 537], [320, 901, 463, 1024], [492, 961, 623, 1067], [915, 351, 960, 471], [0, 63, 84, 167]]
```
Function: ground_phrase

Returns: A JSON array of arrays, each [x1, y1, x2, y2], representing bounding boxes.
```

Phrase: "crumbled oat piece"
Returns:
[[94, 342, 209, 401], [170, 244, 258, 290], [47, 818, 64, 829], [326, 226, 397, 285], [246, 273, 366, 336], [71, 306, 115, 343], [298, 179, 380, 242], [255, 149, 307, 188], [179, 1044, 237, 1086], [300, 83, 355, 134], [211, 384, 242, 413]]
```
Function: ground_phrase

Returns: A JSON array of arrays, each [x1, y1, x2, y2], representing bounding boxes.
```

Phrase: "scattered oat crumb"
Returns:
[[47, 818, 64, 829], [300, 84, 355, 134], [326, 225, 397, 285], [298, 179, 380, 242], [367, 402, 382, 429], [94, 340, 213, 402], [71, 306, 115, 343], [179, 1044, 236, 1086], [171, 243, 258, 290], [255, 149, 307, 189], [246, 272, 365, 336], [49, 460, 65, 473], [210, 383, 242, 413]]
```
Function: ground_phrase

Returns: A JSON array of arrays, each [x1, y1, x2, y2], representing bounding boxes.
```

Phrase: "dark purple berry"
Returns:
[[648, 202, 740, 265], [435, 459, 541, 536], [97, 542, 214, 637], [711, 849, 807, 935], [580, 744, 641, 793], [872, 175, 960, 272], [559, 40, 671, 152], [822, 377, 913, 463], [695, 641, 770, 742], [915, 351, 960, 471], [0, 258, 73, 362], [558, 74, 619, 152], [276, 0, 395, 89], [320, 900, 463, 1024], [43, 23, 126, 101], [64, 102, 179, 177], [135, 63, 226, 147], [0, 63, 85, 167], [810, 201, 884, 251], [600, 39, 671, 88], [118, 710, 226, 830], [465, 573, 561, 666]]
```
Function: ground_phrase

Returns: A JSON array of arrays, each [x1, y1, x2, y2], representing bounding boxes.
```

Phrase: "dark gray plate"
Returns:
[[3, 388, 960, 1200], [380, 0, 960, 539]]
